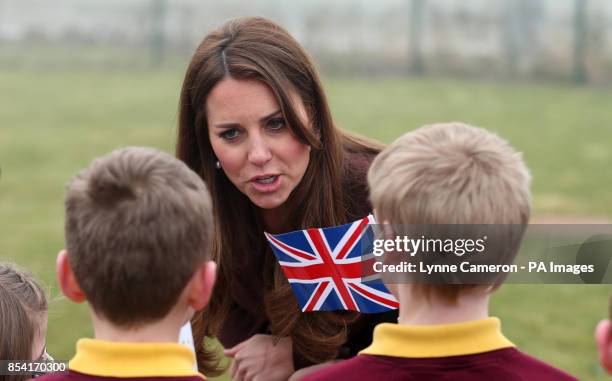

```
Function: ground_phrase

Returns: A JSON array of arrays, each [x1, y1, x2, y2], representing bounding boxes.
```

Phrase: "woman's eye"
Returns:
[[220, 129, 240, 140], [267, 118, 286, 131]]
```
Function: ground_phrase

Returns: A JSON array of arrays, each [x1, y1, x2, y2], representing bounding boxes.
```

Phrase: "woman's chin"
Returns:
[[249, 193, 288, 211]]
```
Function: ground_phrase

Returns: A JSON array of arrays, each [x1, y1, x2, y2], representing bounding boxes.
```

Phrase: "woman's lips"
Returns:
[[250, 175, 281, 193]]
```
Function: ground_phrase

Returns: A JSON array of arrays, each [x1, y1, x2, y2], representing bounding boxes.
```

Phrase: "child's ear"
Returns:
[[56, 250, 86, 303], [372, 211, 394, 240], [382, 219, 395, 240], [596, 319, 612, 373], [186, 261, 217, 311]]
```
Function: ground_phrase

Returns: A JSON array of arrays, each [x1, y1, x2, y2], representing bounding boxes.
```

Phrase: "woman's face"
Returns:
[[206, 78, 311, 210]]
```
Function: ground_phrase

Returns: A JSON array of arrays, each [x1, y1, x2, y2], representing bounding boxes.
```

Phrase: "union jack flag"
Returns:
[[265, 215, 399, 313]]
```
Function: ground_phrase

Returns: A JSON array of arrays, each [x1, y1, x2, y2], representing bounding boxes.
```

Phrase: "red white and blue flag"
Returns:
[[265, 215, 399, 313]]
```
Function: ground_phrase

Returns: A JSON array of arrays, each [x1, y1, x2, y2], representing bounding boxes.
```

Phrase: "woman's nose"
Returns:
[[247, 136, 272, 166]]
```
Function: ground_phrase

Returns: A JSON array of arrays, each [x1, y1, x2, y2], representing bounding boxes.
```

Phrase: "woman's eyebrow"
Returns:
[[213, 110, 282, 129], [259, 109, 282, 122], [213, 122, 240, 129]]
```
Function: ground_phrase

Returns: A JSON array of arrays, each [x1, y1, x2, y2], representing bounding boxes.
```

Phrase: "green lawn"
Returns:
[[1, 69, 611, 380]]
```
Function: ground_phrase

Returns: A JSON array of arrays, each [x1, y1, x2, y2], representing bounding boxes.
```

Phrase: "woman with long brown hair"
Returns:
[[176, 16, 397, 380]]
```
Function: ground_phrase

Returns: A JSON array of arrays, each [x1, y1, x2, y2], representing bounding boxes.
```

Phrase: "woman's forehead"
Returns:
[[206, 78, 279, 121], [206, 77, 307, 125]]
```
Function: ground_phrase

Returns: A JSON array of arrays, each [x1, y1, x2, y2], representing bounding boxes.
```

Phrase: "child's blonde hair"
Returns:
[[0, 263, 48, 373], [368, 122, 531, 300]]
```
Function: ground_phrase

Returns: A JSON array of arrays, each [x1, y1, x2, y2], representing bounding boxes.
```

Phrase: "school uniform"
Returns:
[[302, 317, 577, 381]]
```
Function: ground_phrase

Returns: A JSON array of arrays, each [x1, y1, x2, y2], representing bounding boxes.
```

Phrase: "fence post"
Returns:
[[573, 0, 588, 84], [503, 1, 519, 77], [408, 0, 426, 76], [150, 0, 167, 68]]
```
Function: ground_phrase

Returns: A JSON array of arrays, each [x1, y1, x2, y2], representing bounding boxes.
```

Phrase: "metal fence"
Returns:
[[1, 0, 611, 84]]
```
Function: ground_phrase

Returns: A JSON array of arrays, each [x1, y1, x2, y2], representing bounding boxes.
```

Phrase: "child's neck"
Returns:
[[397, 288, 490, 326], [90, 312, 185, 343]]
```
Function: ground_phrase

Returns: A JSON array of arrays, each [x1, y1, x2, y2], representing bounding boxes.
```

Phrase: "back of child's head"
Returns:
[[368, 122, 531, 301], [0, 263, 48, 364], [64, 147, 213, 327]]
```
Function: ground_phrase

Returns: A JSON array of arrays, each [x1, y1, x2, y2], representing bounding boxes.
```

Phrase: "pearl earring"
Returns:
[[215, 160, 221, 169]]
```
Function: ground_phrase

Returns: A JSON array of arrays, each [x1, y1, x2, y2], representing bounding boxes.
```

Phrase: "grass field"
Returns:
[[1, 68, 612, 380]]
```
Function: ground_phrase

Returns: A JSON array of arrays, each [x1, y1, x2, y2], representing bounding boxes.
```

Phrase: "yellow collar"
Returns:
[[360, 317, 514, 358], [69, 339, 205, 379]]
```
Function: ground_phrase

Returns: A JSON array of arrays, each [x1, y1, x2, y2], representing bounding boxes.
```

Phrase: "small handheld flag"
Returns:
[[265, 215, 399, 313]]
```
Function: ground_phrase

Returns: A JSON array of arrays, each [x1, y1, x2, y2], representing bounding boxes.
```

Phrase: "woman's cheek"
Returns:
[[219, 154, 242, 177], [286, 140, 311, 175]]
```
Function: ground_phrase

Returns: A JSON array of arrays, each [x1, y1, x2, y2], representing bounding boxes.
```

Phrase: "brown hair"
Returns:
[[0, 263, 48, 381], [368, 123, 531, 301], [64, 147, 213, 326], [176, 17, 381, 374]]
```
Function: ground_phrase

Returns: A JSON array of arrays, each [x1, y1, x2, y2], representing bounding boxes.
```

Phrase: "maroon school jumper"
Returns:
[[39, 371, 202, 381], [302, 318, 578, 381]]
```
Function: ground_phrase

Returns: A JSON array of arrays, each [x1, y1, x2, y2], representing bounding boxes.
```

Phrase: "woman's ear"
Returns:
[[56, 250, 86, 303]]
